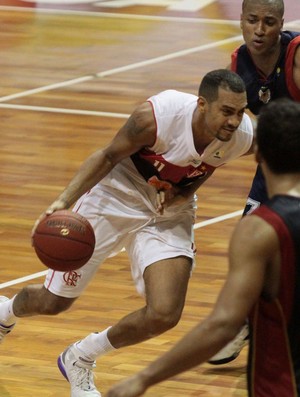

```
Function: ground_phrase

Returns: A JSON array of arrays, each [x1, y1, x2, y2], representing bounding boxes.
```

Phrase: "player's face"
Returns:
[[202, 88, 247, 142], [240, 1, 283, 56]]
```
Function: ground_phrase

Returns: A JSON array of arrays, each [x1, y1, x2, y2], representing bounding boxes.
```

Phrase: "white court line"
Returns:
[[0, 35, 243, 104], [0, 209, 242, 290], [193, 209, 242, 229], [95, 36, 244, 77], [0, 75, 94, 103], [169, 0, 215, 11], [0, 5, 240, 25], [1, 4, 298, 27], [0, 271, 48, 290], [0, 103, 130, 118], [0, 5, 241, 289]]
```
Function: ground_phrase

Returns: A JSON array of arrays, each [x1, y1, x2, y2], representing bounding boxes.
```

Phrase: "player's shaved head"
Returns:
[[242, 0, 284, 17]]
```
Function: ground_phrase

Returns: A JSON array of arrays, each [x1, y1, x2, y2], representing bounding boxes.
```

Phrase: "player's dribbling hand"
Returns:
[[31, 198, 69, 240], [106, 375, 147, 397], [45, 198, 70, 215]]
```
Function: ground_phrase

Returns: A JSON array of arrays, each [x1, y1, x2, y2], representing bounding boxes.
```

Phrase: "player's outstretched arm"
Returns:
[[106, 214, 275, 397], [53, 102, 156, 210], [32, 102, 156, 234]]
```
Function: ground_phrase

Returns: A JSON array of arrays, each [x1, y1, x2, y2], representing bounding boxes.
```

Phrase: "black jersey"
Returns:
[[231, 31, 300, 115], [248, 195, 300, 397], [232, 31, 300, 214]]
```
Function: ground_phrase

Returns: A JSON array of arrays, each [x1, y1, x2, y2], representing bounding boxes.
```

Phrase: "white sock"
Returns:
[[76, 327, 115, 361], [0, 296, 18, 326]]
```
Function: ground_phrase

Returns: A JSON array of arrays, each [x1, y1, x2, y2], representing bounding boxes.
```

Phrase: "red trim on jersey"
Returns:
[[138, 149, 215, 183], [45, 269, 56, 290], [253, 205, 296, 320], [249, 205, 297, 397], [147, 100, 158, 145], [285, 36, 300, 101], [230, 47, 239, 71], [251, 299, 298, 397]]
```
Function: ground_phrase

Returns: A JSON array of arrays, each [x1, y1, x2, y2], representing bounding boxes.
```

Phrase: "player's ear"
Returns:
[[197, 96, 206, 113]]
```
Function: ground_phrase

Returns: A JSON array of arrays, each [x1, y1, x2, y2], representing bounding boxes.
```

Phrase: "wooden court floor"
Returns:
[[0, 1, 299, 396]]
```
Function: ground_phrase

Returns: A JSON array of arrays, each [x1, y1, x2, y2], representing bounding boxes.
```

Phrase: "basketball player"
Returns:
[[106, 97, 300, 397], [0, 69, 254, 397], [209, 0, 300, 365], [235, 0, 300, 216]]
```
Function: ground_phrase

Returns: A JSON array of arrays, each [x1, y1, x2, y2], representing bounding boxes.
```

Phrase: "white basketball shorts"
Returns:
[[44, 182, 196, 298]]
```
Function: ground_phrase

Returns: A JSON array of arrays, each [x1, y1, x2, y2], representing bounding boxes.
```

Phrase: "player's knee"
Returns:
[[145, 306, 182, 335]]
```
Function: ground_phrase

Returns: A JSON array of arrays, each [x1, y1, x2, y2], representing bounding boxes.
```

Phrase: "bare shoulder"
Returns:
[[100, 101, 157, 164], [122, 101, 156, 147], [230, 214, 278, 260]]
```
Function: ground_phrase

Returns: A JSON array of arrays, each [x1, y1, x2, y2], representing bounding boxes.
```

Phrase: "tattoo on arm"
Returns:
[[123, 106, 155, 147]]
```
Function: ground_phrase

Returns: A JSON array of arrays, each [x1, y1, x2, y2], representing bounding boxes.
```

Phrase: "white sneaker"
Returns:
[[58, 343, 101, 397], [208, 323, 249, 365], [0, 296, 15, 344]]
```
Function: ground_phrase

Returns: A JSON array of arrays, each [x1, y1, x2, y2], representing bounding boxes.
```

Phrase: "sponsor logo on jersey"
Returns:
[[213, 150, 224, 159], [190, 159, 202, 166]]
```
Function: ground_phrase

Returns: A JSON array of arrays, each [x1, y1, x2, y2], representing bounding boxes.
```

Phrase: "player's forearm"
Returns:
[[136, 321, 229, 389], [106, 316, 244, 397], [177, 172, 214, 199], [58, 149, 114, 207]]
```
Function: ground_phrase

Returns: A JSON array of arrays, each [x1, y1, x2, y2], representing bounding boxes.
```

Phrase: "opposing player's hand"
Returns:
[[31, 198, 69, 240], [106, 375, 147, 397]]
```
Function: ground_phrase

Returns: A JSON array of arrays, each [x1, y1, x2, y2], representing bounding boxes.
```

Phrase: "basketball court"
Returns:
[[0, 1, 299, 396]]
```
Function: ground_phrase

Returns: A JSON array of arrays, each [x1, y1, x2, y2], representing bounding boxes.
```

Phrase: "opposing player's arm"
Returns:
[[106, 215, 277, 397], [216, 214, 276, 326]]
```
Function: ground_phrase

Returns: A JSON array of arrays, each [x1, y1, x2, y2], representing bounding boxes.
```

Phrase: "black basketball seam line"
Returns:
[[39, 213, 92, 228], [33, 233, 95, 246], [34, 246, 92, 262]]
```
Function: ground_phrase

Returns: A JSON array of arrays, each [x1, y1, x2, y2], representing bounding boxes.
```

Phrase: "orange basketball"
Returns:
[[32, 210, 95, 271]]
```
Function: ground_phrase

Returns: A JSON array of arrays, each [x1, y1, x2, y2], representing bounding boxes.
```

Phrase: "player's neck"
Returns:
[[250, 42, 281, 77], [192, 110, 214, 154], [266, 173, 300, 199]]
